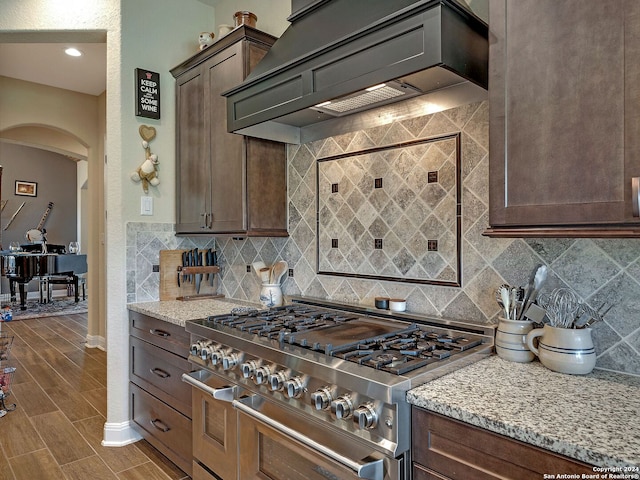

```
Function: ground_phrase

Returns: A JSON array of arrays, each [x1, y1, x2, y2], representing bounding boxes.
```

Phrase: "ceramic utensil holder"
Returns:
[[526, 325, 596, 375], [495, 317, 535, 363], [260, 283, 283, 308]]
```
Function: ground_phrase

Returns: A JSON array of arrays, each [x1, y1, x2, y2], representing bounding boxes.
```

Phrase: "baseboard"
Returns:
[[86, 334, 106, 350], [102, 420, 142, 447]]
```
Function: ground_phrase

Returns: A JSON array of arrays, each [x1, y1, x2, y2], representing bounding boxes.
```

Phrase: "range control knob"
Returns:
[[268, 371, 288, 391], [331, 395, 353, 420], [353, 403, 378, 429], [200, 344, 214, 361], [240, 360, 259, 379], [189, 342, 201, 356], [222, 353, 239, 371], [254, 366, 271, 385], [284, 376, 305, 399], [210, 348, 226, 366], [311, 387, 333, 410]]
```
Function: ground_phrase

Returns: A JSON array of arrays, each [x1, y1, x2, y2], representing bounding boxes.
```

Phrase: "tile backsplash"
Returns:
[[127, 101, 640, 376]]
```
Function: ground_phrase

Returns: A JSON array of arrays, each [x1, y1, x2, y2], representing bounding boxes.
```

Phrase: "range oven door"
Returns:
[[233, 395, 399, 480], [182, 369, 238, 480]]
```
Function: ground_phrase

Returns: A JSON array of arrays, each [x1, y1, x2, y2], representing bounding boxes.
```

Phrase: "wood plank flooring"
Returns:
[[0, 314, 190, 480]]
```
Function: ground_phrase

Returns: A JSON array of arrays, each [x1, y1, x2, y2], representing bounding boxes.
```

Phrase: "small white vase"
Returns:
[[495, 317, 535, 363], [526, 324, 596, 375], [260, 284, 283, 308]]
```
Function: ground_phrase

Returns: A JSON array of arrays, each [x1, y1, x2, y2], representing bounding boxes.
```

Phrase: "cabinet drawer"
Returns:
[[192, 460, 219, 480], [413, 463, 450, 480], [412, 408, 593, 479], [130, 383, 192, 473], [129, 311, 190, 356], [130, 336, 192, 417]]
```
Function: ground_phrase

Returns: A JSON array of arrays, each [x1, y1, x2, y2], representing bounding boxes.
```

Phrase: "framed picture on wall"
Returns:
[[15, 180, 37, 197]]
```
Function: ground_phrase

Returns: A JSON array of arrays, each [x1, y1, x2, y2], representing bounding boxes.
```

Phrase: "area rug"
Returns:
[[3, 298, 88, 321]]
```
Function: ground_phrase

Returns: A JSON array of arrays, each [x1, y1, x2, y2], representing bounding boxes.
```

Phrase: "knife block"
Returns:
[[159, 249, 224, 301]]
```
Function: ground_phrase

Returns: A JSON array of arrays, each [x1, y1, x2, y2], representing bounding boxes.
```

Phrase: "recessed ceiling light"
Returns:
[[65, 47, 83, 57]]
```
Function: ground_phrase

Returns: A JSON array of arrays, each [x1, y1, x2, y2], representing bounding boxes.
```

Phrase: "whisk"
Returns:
[[545, 288, 580, 328]]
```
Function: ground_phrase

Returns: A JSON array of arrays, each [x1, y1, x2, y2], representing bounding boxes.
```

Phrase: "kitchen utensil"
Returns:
[[194, 248, 202, 294], [517, 264, 548, 320], [252, 261, 266, 278], [271, 260, 288, 285], [575, 302, 612, 328], [545, 288, 580, 328], [498, 284, 511, 319], [259, 267, 272, 283], [522, 302, 546, 323]]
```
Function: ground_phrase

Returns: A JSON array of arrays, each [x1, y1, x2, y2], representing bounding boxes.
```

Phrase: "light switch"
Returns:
[[141, 196, 153, 215]]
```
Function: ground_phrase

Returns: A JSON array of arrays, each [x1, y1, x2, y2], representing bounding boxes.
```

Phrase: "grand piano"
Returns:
[[2, 250, 86, 310]]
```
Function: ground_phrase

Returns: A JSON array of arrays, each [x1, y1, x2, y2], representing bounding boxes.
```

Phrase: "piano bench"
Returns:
[[42, 272, 81, 303]]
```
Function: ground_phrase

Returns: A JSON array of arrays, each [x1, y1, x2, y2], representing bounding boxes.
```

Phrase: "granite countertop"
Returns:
[[127, 298, 259, 326], [407, 356, 640, 469]]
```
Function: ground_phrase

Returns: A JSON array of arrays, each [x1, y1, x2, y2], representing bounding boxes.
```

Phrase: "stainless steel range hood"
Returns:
[[222, 0, 488, 144]]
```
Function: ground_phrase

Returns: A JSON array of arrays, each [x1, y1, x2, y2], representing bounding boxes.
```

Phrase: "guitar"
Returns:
[[26, 202, 54, 242]]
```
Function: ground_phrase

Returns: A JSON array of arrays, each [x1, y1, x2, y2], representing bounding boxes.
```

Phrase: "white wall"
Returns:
[[0, 0, 216, 447]]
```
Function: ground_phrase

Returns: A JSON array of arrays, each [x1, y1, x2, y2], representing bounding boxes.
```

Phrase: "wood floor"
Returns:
[[0, 314, 190, 480]]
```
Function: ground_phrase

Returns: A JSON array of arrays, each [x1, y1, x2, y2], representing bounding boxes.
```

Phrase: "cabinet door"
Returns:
[[488, 0, 640, 235], [176, 66, 211, 233], [412, 408, 593, 479], [207, 42, 246, 233]]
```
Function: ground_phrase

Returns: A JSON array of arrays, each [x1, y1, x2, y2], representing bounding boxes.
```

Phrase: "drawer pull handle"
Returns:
[[150, 368, 170, 378], [149, 329, 170, 338], [633, 177, 639, 217], [150, 418, 170, 432]]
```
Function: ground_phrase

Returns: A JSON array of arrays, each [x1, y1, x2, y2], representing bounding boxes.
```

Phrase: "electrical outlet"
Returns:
[[246, 265, 251, 273]]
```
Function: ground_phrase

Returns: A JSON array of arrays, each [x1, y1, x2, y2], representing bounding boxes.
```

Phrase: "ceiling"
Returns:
[[0, 1, 224, 95], [0, 42, 106, 96]]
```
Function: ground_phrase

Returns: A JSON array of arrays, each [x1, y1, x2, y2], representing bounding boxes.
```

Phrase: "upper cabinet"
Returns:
[[171, 27, 288, 237], [486, 0, 640, 237]]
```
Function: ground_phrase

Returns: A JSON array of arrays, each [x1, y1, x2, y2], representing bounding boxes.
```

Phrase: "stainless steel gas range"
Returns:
[[182, 297, 494, 480]]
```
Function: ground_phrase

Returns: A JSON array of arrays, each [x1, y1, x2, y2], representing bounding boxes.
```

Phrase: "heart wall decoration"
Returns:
[[131, 125, 160, 194]]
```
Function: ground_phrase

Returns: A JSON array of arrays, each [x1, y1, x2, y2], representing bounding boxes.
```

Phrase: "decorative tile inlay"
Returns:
[[317, 134, 461, 286], [427, 171, 438, 183], [331, 239, 338, 248]]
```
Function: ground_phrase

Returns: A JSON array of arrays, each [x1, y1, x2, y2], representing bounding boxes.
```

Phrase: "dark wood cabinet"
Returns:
[[171, 26, 288, 237], [412, 407, 593, 479], [129, 311, 192, 475], [486, 0, 640, 237]]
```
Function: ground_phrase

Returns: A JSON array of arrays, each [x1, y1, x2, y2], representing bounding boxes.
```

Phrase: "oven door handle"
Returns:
[[181, 372, 235, 402], [232, 399, 384, 480]]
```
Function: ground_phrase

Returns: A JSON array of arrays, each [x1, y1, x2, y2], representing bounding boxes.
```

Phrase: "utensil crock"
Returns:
[[260, 284, 283, 308], [526, 324, 596, 375], [495, 317, 535, 363]]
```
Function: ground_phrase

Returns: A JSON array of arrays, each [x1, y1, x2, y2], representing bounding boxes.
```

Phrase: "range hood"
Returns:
[[222, 0, 488, 144]]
